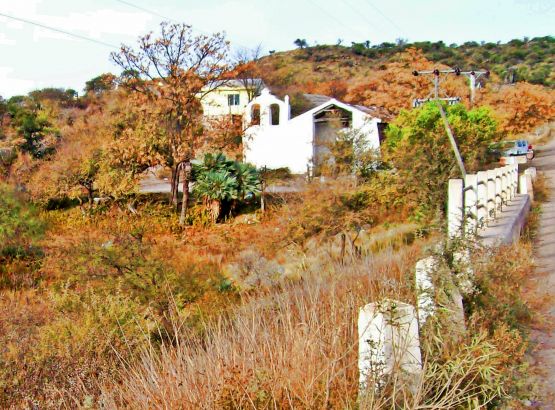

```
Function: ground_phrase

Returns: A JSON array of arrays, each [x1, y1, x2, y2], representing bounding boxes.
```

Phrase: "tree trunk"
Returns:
[[179, 162, 191, 226], [170, 164, 180, 208], [209, 199, 220, 223]]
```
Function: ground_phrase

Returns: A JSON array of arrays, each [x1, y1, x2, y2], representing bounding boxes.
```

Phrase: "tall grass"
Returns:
[[95, 238, 537, 409], [99, 244, 420, 409]]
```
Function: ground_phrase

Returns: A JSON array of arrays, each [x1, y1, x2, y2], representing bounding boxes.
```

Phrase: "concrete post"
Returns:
[[415, 257, 436, 326], [519, 172, 534, 201], [358, 300, 422, 393], [486, 170, 496, 221], [495, 168, 503, 212], [476, 171, 488, 226], [525, 167, 537, 182], [500, 167, 508, 205], [464, 174, 478, 235], [448, 179, 464, 240], [511, 165, 519, 198]]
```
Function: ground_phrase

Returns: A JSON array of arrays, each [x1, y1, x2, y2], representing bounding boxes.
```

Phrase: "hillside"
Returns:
[[259, 36, 554, 89], [255, 37, 555, 132]]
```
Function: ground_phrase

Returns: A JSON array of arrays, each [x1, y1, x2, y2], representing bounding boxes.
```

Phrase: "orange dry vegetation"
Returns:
[[257, 47, 555, 133]]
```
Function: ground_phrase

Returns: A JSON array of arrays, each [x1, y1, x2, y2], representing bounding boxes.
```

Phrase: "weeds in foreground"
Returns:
[[94, 240, 535, 409]]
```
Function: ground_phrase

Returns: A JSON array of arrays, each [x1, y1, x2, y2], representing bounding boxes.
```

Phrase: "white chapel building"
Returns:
[[242, 89, 384, 174]]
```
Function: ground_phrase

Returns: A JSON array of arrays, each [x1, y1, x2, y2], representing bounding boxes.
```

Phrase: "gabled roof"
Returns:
[[303, 93, 332, 108], [295, 94, 382, 121], [208, 78, 266, 90]]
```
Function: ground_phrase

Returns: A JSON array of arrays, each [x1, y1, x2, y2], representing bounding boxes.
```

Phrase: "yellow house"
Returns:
[[201, 79, 264, 117]]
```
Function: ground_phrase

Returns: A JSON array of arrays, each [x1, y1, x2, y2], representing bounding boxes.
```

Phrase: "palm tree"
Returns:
[[193, 170, 238, 222]]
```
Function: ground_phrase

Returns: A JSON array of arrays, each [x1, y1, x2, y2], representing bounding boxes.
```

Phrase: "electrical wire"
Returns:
[[0, 11, 119, 48], [111, 0, 252, 50], [306, 0, 367, 39], [365, 0, 407, 38]]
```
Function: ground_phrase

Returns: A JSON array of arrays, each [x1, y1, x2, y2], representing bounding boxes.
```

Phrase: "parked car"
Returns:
[[488, 139, 534, 161]]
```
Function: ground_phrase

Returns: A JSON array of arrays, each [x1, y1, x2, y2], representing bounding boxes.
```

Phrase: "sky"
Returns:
[[0, 0, 553, 97]]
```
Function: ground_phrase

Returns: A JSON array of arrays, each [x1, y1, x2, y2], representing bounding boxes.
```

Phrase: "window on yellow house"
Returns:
[[228, 94, 240, 106]]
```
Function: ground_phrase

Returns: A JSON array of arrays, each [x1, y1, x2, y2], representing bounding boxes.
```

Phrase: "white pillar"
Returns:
[[486, 170, 496, 221], [525, 167, 537, 182], [501, 167, 508, 204], [464, 174, 478, 235], [476, 171, 488, 226], [448, 179, 463, 240], [519, 173, 534, 202], [415, 257, 436, 326], [511, 165, 519, 198], [495, 168, 503, 212], [358, 300, 422, 393]]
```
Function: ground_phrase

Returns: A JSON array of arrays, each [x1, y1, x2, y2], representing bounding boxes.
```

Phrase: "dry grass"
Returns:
[[98, 242, 423, 409]]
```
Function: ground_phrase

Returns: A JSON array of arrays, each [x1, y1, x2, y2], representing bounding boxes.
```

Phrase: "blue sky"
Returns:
[[0, 0, 553, 97]]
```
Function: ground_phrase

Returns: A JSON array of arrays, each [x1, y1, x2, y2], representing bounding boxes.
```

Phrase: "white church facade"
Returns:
[[242, 89, 383, 174]]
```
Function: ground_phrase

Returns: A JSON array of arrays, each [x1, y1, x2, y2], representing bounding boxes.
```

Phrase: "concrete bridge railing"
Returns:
[[448, 164, 520, 239], [358, 164, 536, 397]]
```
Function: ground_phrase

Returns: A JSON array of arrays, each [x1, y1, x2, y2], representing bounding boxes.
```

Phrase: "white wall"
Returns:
[[243, 92, 382, 174], [244, 114, 314, 173]]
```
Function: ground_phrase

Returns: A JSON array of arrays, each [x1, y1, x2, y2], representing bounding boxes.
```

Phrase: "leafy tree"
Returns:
[[111, 22, 235, 221], [84, 73, 116, 95], [0, 184, 44, 288], [383, 102, 498, 219], [7, 98, 59, 158], [294, 39, 308, 49], [28, 88, 78, 106], [481, 82, 555, 133]]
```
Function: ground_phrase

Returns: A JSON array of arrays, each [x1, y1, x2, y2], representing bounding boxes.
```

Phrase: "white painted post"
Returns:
[[415, 257, 436, 326], [486, 170, 496, 221], [476, 171, 488, 227], [464, 174, 478, 235], [519, 174, 528, 195], [501, 167, 508, 205], [495, 168, 503, 213], [519, 172, 534, 200], [525, 167, 537, 182], [511, 165, 519, 198], [448, 179, 464, 240], [358, 300, 422, 393]]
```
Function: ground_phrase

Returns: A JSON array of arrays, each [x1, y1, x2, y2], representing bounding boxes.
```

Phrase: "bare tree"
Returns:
[[111, 22, 235, 222], [234, 44, 264, 102]]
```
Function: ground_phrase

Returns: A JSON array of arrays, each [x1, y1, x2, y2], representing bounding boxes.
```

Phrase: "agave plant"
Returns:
[[193, 170, 238, 222], [232, 161, 261, 200]]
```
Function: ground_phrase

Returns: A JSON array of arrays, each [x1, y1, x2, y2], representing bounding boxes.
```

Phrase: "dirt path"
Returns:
[[531, 139, 555, 407]]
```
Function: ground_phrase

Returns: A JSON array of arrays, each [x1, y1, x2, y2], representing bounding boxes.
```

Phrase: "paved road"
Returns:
[[139, 172, 306, 194], [531, 139, 555, 407]]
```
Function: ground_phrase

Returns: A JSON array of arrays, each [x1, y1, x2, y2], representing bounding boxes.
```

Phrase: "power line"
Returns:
[[111, 0, 252, 50], [339, 0, 384, 39], [365, 0, 407, 39], [112, 0, 177, 24], [306, 0, 367, 39], [0, 12, 119, 49]]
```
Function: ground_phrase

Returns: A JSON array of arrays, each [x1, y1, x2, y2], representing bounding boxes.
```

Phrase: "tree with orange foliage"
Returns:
[[111, 22, 235, 223], [346, 48, 469, 116], [480, 82, 555, 134]]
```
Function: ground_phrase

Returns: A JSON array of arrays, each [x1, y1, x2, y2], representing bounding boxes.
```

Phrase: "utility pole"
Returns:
[[414, 68, 489, 106], [412, 68, 486, 179]]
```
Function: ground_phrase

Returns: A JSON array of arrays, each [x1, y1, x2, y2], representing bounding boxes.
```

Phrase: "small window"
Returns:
[[228, 94, 240, 106], [270, 103, 280, 125], [251, 104, 261, 125]]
